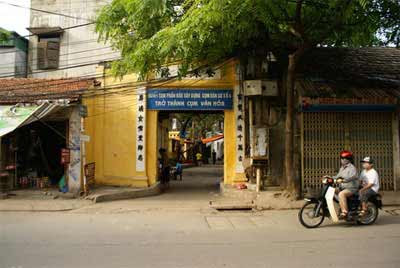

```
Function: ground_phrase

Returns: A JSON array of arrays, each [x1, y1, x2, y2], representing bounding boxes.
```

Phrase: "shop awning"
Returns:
[[0, 103, 61, 137], [201, 134, 224, 144]]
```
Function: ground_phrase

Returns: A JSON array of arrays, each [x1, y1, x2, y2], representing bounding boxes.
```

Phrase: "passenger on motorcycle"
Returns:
[[359, 157, 380, 217], [331, 150, 359, 219]]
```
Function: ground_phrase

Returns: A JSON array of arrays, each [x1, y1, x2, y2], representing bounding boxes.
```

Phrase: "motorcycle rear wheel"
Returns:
[[357, 202, 379, 225], [299, 201, 325, 228]]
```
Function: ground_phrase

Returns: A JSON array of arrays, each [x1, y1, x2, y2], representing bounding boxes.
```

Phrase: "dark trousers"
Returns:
[[161, 167, 170, 184]]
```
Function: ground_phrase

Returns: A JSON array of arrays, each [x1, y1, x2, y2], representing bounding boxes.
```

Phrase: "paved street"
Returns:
[[1, 208, 400, 268], [74, 165, 226, 214], [1, 166, 400, 268]]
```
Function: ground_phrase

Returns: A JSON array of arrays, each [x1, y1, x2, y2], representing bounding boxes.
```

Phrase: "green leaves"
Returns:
[[0, 28, 10, 42], [95, 0, 399, 78]]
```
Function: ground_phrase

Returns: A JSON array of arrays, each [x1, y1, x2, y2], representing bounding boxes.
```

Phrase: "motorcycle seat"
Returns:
[[347, 195, 359, 201]]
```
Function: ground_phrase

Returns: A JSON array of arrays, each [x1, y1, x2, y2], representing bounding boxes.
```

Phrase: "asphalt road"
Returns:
[[1, 207, 400, 268]]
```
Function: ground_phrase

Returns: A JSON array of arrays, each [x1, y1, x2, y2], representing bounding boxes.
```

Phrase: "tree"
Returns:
[[174, 113, 223, 138], [0, 28, 10, 42], [96, 0, 399, 195]]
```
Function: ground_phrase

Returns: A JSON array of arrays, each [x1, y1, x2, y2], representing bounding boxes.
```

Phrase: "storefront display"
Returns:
[[1, 120, 68, 191]]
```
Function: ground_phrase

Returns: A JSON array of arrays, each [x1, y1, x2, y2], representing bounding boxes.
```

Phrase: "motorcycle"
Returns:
[[298, 176, 383, 228]]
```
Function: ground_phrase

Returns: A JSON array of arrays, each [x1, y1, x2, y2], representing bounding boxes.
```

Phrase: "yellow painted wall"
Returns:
[[84, 68, 148, 187], [85, 59, 242, 188], [224, 108, 236, 184]]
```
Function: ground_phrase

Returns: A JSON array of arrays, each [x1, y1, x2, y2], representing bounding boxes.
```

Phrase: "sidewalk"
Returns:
[[2, 167, 399, 212], [219, 183, 304, 210], [0, 183, 161, 211], [381, 191, 400, 206], [220, 183, 400, 209]]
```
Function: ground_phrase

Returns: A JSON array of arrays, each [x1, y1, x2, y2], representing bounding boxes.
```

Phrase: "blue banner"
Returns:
[[147, 89, 233, 110]]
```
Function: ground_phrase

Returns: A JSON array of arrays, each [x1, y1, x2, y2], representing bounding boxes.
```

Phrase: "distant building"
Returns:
[[0, 29, 28, 78], [28, 0, 118, 78]]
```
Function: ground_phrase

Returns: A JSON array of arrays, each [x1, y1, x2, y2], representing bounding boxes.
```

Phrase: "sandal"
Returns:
[[339, 212, 348, 219], [359, 210, 367, 217]]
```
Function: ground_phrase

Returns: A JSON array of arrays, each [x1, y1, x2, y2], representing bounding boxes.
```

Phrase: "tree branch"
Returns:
[[294, 0, 305, 36], [295, 0, 304, 25], [289, 0, 307, 43]]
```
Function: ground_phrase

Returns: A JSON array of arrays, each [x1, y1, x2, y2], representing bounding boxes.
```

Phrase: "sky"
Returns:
[[0, 0, 30, 36]]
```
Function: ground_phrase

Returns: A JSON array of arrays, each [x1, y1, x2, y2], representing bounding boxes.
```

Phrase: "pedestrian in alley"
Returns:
[[196, 151, 203, 166], [159, 148, 170, 188], [212, 149, 217, 165], [175, 161, 183, 181]]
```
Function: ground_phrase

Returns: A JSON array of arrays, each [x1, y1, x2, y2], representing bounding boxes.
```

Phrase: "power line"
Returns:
[[0, 69, 177, 97], [0, 69, 230, 119], [0, 56, 121, 78], [0, 60, 228, 93], [0, 58, 119, 77], [0, 1, 93, 22], [0, 74, 178, 99], [0, 47, 117, 69], [2, 74, 193, 117], [0, 38, 106, 55], [0, 77, 180, 111], [22, 22, 95, 38], [0, 61, 229, 106], [0, 66, 207, 102]]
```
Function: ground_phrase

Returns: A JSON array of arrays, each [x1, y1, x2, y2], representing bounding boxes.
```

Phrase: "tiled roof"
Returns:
[[298, 79, 400, 104], [300, 47, 400, 88], [0, 78, 94, 104], [298, 47, 400, 102]]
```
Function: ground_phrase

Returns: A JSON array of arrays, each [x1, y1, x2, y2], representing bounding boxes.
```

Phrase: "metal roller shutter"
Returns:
[[302, 112, 394, 191]]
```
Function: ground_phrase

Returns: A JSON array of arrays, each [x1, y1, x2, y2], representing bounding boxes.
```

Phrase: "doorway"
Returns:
[[157, 111, 225, 196]]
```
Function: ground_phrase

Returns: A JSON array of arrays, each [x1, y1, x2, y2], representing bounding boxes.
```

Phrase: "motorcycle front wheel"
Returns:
[[298, 201, 325, 228], [357, 202, 379, 225]]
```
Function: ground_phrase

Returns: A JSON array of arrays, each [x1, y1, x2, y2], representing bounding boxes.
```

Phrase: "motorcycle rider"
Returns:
[[359, 157, 380, 217], [331, 150, 359, 219]]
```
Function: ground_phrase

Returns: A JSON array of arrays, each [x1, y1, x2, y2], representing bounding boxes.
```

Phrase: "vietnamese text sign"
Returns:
[[61, 148, 70, 165], [147, 89, 233, 110]]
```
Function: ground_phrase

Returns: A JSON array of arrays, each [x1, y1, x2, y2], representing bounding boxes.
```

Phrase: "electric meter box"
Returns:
[[244, 80, 278, 96]]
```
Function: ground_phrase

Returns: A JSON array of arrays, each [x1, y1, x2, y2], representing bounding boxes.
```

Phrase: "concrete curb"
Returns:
[[0, 208, 76, 212], [90, 182, 162, 203], [0, 200, 92, 212]]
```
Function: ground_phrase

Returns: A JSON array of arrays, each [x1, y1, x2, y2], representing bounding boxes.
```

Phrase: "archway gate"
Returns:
[[142, 87, 247, 186]]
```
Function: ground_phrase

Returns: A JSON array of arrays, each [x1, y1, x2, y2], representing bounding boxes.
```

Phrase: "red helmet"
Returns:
[[340, 150, 353, 159]]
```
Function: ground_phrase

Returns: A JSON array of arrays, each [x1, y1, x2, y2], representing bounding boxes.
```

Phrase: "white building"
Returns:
[[28, 0, 119, 78], [0, 30, 28, 78]]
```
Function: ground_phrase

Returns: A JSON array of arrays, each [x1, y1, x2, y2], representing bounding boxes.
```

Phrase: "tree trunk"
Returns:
[[284, 53, 296, 193], [284, 46, 307, 195]]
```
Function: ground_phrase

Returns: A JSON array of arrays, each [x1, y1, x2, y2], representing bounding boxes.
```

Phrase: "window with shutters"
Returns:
[[37, 35, 60, 70]]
